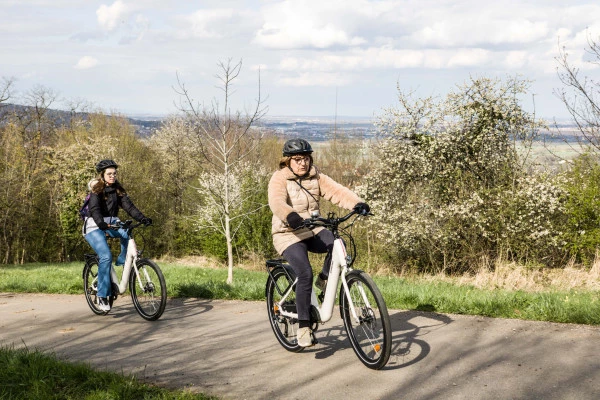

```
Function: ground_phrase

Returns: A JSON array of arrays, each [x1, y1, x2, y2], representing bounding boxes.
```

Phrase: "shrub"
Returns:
[[362, 76, 567, 272]]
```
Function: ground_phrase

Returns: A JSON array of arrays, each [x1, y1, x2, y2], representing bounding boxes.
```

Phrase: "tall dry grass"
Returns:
[[433, 252, 600, 292]]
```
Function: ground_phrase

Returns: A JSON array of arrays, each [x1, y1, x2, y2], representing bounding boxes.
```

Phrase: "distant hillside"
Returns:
[[0, 102, 580, 142], [0, 103, 379, 141], [0, 103, 162, 138]]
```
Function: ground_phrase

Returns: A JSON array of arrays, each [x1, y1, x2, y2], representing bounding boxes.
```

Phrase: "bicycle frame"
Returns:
[[108, 229, 150, 296], [274, 236, 369, 325]]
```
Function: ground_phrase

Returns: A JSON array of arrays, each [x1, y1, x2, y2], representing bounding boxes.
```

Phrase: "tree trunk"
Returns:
[[225, 157, 234, 284], [226, 214, 233, 284]]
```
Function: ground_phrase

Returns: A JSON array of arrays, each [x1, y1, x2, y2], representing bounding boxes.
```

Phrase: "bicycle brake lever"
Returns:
[[301, 219, 315, 229]]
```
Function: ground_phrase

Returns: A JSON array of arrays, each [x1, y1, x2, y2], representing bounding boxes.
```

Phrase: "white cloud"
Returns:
[[185, 8, 236, 38], [411, 18, 549, 48], [276, 47, 493, 74], [253, 0, 378, 49], [503, 51, 528, 69], [277, 71, 353, 87], [277, 47, 427, 73], [74, 56, 98, 69], [97, 1, 129, 32], [255, 21, 366, 49], [169, 8, 259, 40], [447, 48, 491, 68]]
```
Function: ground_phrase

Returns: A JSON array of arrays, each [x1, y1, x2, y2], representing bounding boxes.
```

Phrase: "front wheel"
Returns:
[[266, 266, 303, 352], [340, 271, 392, 370], [129, 259, 167, 321], [82, 259, 113, 315]]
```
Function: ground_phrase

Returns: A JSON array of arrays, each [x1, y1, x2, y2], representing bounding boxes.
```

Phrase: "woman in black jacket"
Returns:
[[83, 159, 151, 311]]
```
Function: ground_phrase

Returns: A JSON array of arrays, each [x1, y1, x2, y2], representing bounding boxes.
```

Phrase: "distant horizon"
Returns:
[[126, 112, 575, 125], [1, 101, 577, 126]]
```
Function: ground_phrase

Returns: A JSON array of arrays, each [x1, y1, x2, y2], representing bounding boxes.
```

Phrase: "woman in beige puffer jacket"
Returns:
[[267, 138, 370, 347]]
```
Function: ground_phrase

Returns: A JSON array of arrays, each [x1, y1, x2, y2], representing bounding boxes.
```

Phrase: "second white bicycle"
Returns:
[[83, 220, 167, 321]]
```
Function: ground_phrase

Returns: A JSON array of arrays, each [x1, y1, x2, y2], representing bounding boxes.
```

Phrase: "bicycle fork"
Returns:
[[340, 274, 374, 325]]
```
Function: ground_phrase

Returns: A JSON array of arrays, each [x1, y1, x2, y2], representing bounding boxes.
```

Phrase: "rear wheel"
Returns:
[[83, 260, 112, 315], [129, 259, 167, 321], [340, 271, 391, 370], [266, 266, 303, 352]]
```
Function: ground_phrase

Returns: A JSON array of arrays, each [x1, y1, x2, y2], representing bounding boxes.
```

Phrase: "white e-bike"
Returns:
[[83, 220, 167, 321], [265, 209, 392, 370]]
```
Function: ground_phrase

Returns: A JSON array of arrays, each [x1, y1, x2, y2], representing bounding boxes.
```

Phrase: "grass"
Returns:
[[1, 260, 600, 325], [0, 345, 216, 400], [375, 276, 600, 324]]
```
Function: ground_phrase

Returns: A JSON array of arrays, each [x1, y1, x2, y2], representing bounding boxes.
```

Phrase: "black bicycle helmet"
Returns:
[[282, 138, 313, 156], [95, 159, 119, 173]]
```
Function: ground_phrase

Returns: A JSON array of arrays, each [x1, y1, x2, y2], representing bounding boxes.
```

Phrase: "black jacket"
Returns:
[[88, 184, 145, 227]]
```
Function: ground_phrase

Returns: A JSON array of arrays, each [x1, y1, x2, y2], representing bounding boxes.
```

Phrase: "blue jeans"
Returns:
[[84, 228, 130, 298]]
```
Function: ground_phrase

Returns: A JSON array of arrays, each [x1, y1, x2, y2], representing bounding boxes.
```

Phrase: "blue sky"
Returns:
[[1, 0, 599, 121]]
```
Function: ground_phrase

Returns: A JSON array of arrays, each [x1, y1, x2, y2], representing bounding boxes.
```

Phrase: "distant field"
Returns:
[[312, 132, 585, 168], [525, 141, 581, 167]]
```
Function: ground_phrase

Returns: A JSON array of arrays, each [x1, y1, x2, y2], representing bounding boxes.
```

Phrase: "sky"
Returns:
[[1, 0, 599, 121]]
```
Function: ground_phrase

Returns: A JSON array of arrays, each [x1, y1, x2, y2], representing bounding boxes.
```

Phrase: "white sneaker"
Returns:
[[297, 327, 314, 347], [97, 297, 111, 312]]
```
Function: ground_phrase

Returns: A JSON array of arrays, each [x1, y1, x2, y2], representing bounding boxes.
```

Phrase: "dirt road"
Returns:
[[1, 293, 599, 399]]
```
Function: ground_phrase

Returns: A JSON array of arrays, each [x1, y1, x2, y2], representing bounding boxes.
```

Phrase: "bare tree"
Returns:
[[175, 59, 268, 284], [0, 85, 58, 263], [0, 77, 14, 104], [0, 77, 15, 123], [554, 32, 600, 155], [149, 116, 199, 214]]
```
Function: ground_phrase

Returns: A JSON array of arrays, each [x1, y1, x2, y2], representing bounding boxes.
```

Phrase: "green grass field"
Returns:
[[2, 261, 600, 325], [0, 346, 216, 400]]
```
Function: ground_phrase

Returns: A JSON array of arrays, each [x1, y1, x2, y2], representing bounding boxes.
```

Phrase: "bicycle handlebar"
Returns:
[[301, 208, 372, 230], [108, 220, 150, 231]]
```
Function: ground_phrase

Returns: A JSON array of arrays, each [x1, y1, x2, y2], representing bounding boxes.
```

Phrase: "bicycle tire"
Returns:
[[339, 270, 392, 370], [82, 259, 113, 315], [129, 258, 167, 321], [266, 266, 304, 352]]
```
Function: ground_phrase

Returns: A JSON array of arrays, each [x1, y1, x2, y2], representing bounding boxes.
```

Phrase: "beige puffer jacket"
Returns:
[[268, 165, 362, 255]]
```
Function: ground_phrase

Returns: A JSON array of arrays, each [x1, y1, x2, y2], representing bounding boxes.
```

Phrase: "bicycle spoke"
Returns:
[[266, 266, 303, 352], [129, 259, 166, 321], [83, 260, 108, 316], [341, 272, 391, 369]]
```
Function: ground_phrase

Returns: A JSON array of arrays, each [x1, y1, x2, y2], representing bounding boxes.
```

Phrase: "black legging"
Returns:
[[282, 229, 334, 322]]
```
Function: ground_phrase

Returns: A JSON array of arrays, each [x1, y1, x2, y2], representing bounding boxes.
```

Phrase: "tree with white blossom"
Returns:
[[175, 59, 268, 284], [361, 76, 565, 272]]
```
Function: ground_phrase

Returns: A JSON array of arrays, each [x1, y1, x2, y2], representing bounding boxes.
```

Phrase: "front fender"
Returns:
[[338, 269, 364, 319]]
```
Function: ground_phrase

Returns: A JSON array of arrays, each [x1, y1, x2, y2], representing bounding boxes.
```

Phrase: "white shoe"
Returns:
[[97, 297, 111, 312], [297, 327, 314, 347]]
